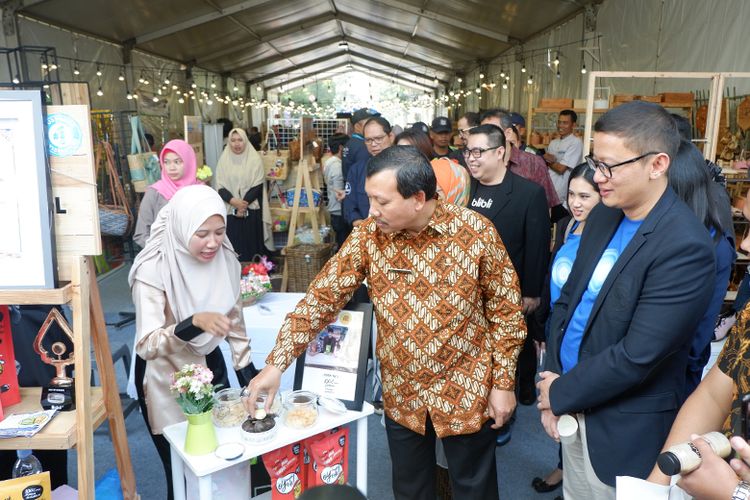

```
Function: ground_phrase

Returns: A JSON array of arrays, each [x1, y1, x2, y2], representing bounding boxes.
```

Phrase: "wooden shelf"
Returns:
[[533, 107, 610, 114], [0, 387, 106, 450], [0, 283, 72, 305]]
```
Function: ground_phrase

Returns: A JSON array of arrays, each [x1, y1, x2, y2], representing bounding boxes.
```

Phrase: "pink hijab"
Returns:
[[150, 139, 200, 200]]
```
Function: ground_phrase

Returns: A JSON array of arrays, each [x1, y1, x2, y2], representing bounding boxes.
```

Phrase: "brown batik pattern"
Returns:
[[718, 302, 750, 436], [266, 201, 526, 437]]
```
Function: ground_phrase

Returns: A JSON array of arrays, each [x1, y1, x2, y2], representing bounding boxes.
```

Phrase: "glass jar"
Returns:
[[212, 388, 246, 427], [255, 391, 282, 415], [282, 390, 319, 429]]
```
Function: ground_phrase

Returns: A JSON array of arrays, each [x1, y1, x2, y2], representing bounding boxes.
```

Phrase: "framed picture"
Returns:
[[294, 303, 373, 411], [0, 90, 56, 288]]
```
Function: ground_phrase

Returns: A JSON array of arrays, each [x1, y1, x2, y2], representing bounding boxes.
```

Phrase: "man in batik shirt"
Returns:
[[246, 145, 526, 500]]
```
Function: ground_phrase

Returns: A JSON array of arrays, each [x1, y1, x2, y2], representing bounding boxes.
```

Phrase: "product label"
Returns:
[[276, 473, 299, 495], [321, 464, 343, 484]]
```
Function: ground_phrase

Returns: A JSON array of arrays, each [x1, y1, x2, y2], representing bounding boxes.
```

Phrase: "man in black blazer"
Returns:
[[536, 101, 715, 498], [466, 124, 550, 408]]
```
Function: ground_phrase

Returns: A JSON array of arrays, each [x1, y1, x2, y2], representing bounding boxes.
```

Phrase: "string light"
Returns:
[[521, 64, 526, 73], [126, 89, 133, 100], [96, 65, 102, 76], [581, 64, 587, 74], [96, 86, 103, 96], [73, 62, 80, 75], [118, 68, 125, 81], [527, 75, 533, 85], [554, 52, 560, 65]]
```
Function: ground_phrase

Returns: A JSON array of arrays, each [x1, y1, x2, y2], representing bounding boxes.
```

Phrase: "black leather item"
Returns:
[[531, 476, 562, 493]]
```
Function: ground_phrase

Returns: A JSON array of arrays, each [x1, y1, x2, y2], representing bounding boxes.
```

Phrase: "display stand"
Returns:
[[279, 117, 327, 292], [0, 86, 138, 499]]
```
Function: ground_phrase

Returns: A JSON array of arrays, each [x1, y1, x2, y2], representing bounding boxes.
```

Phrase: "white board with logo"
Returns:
[[0, 91, 56, 288]]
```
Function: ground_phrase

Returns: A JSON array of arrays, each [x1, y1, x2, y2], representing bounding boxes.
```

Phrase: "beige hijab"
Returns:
[[216, 128, 274, 250], [128, 184, 240, 321]]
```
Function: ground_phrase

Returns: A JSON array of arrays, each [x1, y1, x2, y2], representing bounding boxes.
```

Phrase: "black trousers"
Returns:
[[385, 414, 500, 500], [516, 314, 538, 398]]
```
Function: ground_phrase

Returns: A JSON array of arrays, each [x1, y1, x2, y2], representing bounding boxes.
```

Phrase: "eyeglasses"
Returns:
[[462, 146, 500, 159], [364, 135, 387, 145], [585, 151, 660, 179]]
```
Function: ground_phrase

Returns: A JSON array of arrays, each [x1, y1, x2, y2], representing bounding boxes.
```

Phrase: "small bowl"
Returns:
[[240, 415, 278, 445]]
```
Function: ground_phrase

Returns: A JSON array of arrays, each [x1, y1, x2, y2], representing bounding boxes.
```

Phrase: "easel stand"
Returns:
[[279, 117, 328, 292], [0, 257, 138, 499]]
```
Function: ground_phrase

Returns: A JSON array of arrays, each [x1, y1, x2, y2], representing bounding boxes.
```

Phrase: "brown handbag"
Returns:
[[96, 141, 133, 237]]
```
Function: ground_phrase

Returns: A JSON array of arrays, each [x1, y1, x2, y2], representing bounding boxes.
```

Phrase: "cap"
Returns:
[[656, 451, 682, 476], [411, 121, 429, 135], [431, 116, 452, 133], [351, 108, 380, 125], [510, 112, 526, 128]]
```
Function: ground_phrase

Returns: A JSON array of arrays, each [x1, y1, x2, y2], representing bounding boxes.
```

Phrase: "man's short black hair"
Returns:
[[461, 112, 480, 127], [366, 145, 437, 200], [594, 101, 680, 159], [467, 124, 506, 149], [479, 108, 513, 129], [560, 109, 578, 123], [328, 133, 349, 155], [364, 116, 392, 135]]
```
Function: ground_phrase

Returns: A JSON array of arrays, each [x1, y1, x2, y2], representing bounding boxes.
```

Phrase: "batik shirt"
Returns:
[[718, 302, 750, 436], [508, 146, 561, 208], [267, 201, 526, 437]]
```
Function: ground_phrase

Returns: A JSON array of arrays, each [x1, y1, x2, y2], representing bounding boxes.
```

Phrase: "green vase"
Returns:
[[184, 410, 218, 455]]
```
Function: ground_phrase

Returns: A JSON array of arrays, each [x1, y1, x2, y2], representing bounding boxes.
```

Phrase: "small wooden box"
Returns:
[[637, 95, 662, 103], [539, 98, 574, 108], [659, 92, 694, 106], [612, 94, 636, 105]]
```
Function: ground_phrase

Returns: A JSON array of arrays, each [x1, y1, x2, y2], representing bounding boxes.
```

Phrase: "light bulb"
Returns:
[[118, 72, 125, 81], [457, 77, 462, 83], [143, 78, 150, 85], [138, 75, 145, 83], [96, 87, 103, 96], [41, 58, 48, 69], [210, 81, 216, 89], [502, 82, 508, 90], [50, 63, 58, 70], [554, 54, 560, 65], [96, 65, 102, 76], [152, 96, 159, 102], [475, 87, 481, 94], [172, 84, 178, 90], [500, 69, 505, 77], [164, 77, 170, 84], [191, 82, 197, 88], [12, 75, 20, 84], [581, 64, 587, 74], [207, 99, 213, 105], [233, 85, 238, 91], [73, 66, 80, 76], [479, 73, 485, 79], [132, 93, 138, 99], [126, 92, 133, 100], [527, 76, 533, 85], [256, 84, 262, 92], [556, 70, 561, 79], [521, 65, 526, 73]]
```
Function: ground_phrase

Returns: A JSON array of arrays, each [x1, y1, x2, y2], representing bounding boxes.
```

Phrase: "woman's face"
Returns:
[[567, 177, 600, 223], [188, 214, 225, 262], [163, 151, 185, 181], [230, 132, 246, 155]]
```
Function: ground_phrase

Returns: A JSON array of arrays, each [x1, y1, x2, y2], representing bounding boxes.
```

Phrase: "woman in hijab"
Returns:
[[215, 128, 273, 261], [133, 139, 200, 248], [129, 185, 255, 500]]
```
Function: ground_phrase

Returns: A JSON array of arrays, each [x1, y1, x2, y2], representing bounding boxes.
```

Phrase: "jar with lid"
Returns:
[[282, 390, 319, 429], [212, 388, 246, 427]]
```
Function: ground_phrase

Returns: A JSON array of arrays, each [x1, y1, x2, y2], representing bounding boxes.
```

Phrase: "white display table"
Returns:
[[163, 402, 374, 500]]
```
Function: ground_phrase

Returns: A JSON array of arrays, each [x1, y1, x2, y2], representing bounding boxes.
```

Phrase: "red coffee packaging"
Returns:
[[263, 442, 304, 499], [308, 426, 350, 487]]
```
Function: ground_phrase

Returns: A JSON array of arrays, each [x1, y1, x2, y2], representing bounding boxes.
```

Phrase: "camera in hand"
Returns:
[[656, 431, 731, 475]]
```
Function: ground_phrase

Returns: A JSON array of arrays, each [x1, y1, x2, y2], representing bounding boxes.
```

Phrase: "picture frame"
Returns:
[[0, 90, 57, 288], [294, 303, 373, 411]]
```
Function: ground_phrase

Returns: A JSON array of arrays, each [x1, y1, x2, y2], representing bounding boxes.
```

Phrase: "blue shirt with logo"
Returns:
[[550, 226, 581, 306], [560, 217, 643, 373]]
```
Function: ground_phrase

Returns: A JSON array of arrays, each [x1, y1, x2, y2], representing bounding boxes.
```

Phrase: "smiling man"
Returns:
[[536, 101, 716, 499], [245, 146, 526, 500], [465, 124, 550, 409]]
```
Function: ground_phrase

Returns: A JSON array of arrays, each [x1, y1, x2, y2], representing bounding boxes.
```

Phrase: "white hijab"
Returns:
[[215, 128, 274, 250], [128, 184, 240, 322]]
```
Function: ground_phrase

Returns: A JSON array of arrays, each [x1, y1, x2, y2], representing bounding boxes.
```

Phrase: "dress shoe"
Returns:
[[531, 476, 562, 493]]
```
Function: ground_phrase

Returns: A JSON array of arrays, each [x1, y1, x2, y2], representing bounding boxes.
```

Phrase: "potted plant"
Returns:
[[170, 363, 219, 455]]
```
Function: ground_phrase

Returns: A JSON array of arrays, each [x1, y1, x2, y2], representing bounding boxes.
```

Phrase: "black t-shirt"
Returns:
[[470, 182, 502, 219]]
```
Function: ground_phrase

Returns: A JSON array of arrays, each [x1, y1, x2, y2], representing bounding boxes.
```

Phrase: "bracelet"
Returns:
[[732, 480, 750, 500]]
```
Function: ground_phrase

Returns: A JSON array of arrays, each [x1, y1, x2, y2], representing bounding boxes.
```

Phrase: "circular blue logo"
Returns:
[[47, 113, 83, 157]]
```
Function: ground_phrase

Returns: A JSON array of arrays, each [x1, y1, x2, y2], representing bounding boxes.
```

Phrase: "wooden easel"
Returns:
[[280, 117, 327, 292], [0, 84, 138, 499]]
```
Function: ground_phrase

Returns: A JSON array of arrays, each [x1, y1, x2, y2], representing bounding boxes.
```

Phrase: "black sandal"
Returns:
[[531, 476, 562, 493]]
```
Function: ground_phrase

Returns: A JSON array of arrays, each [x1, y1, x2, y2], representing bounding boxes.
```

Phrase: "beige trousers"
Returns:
[[561, 413, 616, 500]]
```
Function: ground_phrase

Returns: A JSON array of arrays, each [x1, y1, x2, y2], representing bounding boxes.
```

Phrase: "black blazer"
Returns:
[[469, 171, 550, 297], [545, 187, 716, 486]]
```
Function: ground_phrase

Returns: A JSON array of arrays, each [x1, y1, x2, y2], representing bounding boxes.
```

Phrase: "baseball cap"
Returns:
[[351, 108, 380, 125], [431, 116, 452, 133], [510, 112, 526, 128], [411, 121, 429, 135]]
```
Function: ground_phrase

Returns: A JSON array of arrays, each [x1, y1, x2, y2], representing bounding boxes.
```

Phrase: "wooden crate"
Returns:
[[637, 95, 662, 103], [539, 98, 574, 108], [612, 94, 637, 105], [659, 92, 694, 106]]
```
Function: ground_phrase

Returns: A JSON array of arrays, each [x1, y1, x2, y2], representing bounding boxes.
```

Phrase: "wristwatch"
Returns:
[[732, 480, 750, 500]]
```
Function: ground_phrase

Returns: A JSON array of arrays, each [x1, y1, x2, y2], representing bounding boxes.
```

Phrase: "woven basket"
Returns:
[[285, 243, 334, 292]]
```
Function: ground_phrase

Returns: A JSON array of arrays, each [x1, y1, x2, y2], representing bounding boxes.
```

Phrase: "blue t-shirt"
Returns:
[[550, 225, 581, 306], [560, 217, 643, 373]]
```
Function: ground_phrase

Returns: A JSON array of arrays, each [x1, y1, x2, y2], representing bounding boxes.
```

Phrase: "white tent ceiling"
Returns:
[[14, 0, 601, 91]]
